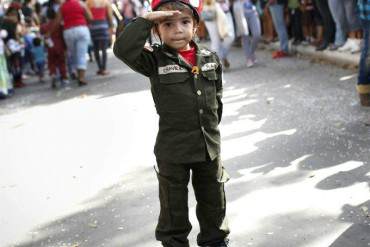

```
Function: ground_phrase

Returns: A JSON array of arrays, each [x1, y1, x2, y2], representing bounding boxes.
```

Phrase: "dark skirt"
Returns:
[[89, 20, 110, 42]]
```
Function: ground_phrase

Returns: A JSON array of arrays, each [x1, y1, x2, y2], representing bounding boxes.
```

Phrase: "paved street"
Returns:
[[0, 45, 369, 247]]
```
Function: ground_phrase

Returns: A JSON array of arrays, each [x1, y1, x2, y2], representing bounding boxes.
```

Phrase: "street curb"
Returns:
[[261, 41, 360, 68]]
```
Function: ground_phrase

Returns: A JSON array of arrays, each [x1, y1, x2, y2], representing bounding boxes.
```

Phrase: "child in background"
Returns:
[[0, 29, 12, 99], [300, 0, 315, 45], [114, 0, 231, 246], [2, 4, 25, 88], [31, 37, 46, 83], [40, 8, 68, 88], [23, 19, 36, 76]]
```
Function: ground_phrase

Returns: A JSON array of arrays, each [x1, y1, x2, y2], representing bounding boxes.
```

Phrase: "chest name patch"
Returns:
[[158, 65, 187, 75], [201, 62, 218, 72]]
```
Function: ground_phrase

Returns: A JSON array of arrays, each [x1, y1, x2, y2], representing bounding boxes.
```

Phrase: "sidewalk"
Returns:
[[262, 41, 360, 68]]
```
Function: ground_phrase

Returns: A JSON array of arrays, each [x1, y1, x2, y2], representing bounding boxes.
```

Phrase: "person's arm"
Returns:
[[80, 1, 93, 22], [49, 11, 63, 35], [106, 2, 114, 36], [215, 55, 223, 123], [113, 11, 179, 77]]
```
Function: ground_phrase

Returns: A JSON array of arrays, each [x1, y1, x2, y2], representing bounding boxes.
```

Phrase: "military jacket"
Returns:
[[113, 17, 223, 163]]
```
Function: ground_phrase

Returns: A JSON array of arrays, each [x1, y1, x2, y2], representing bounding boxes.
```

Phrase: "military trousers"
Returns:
[[155, 156, 230, 247]]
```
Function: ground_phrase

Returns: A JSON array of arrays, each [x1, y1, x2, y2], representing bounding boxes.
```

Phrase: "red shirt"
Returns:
[[61, 0, 87, 30], [179, 46, 196, 66], [90, 7, 107, 21], [40, 20, 66, 52]]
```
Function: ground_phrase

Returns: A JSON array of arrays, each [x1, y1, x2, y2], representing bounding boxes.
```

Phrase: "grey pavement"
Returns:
[[0, 45, 369, 247]]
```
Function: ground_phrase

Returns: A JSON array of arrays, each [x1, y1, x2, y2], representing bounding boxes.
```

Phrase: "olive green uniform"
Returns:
[[113, 17, 230, 247]]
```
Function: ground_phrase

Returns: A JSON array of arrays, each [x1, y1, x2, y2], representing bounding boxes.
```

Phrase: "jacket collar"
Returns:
[[162, 40, 211, 69]]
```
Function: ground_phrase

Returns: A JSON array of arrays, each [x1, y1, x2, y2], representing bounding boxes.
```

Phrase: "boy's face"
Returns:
[[157, 10, 197, 51]]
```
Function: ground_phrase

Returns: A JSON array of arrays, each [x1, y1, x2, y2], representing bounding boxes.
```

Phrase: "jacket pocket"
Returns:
[[157, 72, 194, 111], [201, 69, 218, 109], [201, 69, 218, 81]]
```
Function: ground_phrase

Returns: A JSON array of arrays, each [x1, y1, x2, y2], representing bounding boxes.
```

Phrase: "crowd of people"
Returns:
[[0, 0, 369, 106], [198, 0, 369, 106], [199, 0, 367, 65], [0, 0, 119, 99]]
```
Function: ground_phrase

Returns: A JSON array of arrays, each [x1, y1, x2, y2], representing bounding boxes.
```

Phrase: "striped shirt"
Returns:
[[358, 0, 370, 20]]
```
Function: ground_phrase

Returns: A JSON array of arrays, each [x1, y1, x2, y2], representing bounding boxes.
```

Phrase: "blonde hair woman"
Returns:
[[87, 0, 113, 75], [202, 0, 234, 68]]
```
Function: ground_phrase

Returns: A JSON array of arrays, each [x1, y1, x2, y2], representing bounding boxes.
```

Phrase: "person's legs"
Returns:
[[204, 21, 221, 56], [262, 7, 274, 42], [219, 12, 234, 67], [155, 161, 192, 247], [245, 9, 261, 60], [93, 39, 103, 72], [343, 0, 362, 53], [36, 61, 45, 82], [269, 4, 289, 52], [101, 39, 109, 71], [312, 4, 324, 45], [328, 0, 347, 47], [58, 52, 68, 80], [75, 26, 90, 84], [291, 8, 304, 43], [344, 0, 361, 33], [48, 51, 58, 88], [241, 35, 252, 60], [192, 157, 230, 246], [48, 49, 57, 76], [357, 20, 370, 106], [0, 55, 11, 97], [63, 28, 77, 76], [314, 0, 335, 50], [11, 52, 24, 87]]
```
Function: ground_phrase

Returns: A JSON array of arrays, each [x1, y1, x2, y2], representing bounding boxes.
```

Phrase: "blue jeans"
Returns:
[[328, 0, 347, 46], [269, 4, 289, 52], [358, 20, 370, 88], [35, 60, 45, 78], [63, 26, 91, 71], [242, 9, 261, 60]]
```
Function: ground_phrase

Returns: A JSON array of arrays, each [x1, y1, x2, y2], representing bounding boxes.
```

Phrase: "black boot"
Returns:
[[316, 42, 329, 51]]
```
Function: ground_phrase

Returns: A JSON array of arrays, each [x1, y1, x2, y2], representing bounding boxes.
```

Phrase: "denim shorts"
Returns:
[[63, 26, 91, 71]]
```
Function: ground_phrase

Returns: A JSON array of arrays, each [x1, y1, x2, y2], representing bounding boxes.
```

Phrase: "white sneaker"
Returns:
[[338, 39, 353, 52], [246, 58, 254, 68], [350, 39, 361, 53]]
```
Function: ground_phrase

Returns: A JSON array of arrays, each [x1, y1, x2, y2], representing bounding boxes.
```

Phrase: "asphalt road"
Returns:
[[0, 45, 369, 247]]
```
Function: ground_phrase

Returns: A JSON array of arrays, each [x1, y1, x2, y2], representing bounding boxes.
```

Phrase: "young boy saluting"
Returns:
[[113, 0, 230, 246]]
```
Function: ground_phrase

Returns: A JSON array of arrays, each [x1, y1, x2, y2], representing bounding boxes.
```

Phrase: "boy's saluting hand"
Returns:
[[143, 10, 181, 22]]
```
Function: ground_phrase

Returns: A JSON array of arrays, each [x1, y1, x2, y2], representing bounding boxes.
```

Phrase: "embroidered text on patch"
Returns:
[[200, 49, 211, 56], [201, 63, 218, 71], [158, 65, 188, 75]]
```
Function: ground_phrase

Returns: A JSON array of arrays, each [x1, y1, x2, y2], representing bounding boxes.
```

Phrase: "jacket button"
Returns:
[[197, 90, 202, 96], [199, 109, 204, 114]]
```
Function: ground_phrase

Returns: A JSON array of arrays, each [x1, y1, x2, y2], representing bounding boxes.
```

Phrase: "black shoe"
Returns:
[[202, 239, 229, 247], [316, 43, 328, 51], [78, 80, 88, 87]]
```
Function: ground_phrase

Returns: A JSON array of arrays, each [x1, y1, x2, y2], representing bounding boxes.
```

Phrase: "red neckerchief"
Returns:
[[178, 45, 196, 66]]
